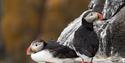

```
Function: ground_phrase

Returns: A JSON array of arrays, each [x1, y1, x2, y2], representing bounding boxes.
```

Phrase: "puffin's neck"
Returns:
[[40, 42, 47, 50]]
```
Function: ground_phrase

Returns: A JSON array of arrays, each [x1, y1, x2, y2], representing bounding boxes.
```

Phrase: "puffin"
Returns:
[[72, 11, 100, 63], [26, 39, 78, 63], [57, 9, 103, 63]]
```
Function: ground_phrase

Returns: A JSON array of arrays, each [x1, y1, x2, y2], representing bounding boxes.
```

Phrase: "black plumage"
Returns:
[[42, 41, 78, 58], [73, 18, 99, 57]]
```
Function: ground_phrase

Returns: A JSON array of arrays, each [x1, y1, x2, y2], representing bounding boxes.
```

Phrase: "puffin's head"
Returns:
[[26, 40, 47, 55], [83, 10, 103, 23]]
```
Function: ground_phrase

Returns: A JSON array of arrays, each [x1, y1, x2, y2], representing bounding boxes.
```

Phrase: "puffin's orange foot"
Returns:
[[80, 61, 92, 63], [80, 61, 85, 63]]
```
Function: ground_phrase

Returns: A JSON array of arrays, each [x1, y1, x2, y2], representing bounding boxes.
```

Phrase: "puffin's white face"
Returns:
[[27, 40, 45, 55], [84, 12, 103, 23], [30, 41, 44, 52]]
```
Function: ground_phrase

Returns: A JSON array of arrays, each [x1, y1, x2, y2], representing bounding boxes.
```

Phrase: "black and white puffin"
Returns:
[[72, 11, 100, 63], [26, 40, 78, 63], [57, 10, 103, 63]]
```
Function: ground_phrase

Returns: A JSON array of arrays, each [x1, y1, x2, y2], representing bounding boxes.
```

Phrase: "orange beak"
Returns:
[[26, 46, 31, 55], [97, 13, 103, 20]]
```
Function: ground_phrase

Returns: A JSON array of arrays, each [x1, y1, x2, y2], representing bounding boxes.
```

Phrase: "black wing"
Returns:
[[73, 18, 99, 57], [44, 41, 78, 58]]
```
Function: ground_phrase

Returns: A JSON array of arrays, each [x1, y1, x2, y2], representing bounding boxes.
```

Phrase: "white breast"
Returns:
[[31, 50, 63, 63]]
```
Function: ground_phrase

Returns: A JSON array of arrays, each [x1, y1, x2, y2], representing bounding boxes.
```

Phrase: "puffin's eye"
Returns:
[[36, 44, 38, 46]]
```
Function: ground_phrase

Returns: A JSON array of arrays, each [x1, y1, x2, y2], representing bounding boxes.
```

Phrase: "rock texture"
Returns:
[[109, 6, 125, 57]]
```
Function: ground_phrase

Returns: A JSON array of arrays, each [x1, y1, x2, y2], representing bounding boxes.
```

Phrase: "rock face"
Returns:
[[109, 6, 125, 57], [98, 6, 125, 63]]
